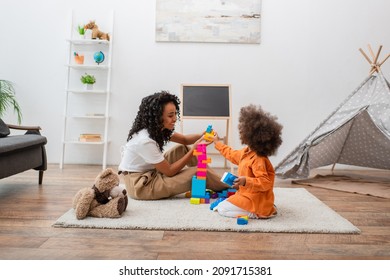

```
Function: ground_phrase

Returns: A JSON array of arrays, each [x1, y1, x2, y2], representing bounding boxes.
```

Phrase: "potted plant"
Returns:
[[80, 73, 96, 90], [77, 24, 85, 39], [0, 80, 22, 124]]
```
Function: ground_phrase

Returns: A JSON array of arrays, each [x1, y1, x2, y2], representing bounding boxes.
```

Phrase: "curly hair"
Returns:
[[126, 91, 180, 152], [238, 104, 283, 157]]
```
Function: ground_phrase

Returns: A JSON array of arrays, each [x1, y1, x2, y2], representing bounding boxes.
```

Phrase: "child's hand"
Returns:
[[201, 130, 216, 145], [232, 176, 246, 189], [212, 131, 221, 143]]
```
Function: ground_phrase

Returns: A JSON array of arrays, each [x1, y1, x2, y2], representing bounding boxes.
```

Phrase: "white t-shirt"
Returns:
[[118, 129, 165, 172]]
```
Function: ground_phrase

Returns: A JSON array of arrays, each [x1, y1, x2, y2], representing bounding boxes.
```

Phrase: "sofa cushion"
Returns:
[[0, 118, 10, 138], [0, 134, 47, 154]]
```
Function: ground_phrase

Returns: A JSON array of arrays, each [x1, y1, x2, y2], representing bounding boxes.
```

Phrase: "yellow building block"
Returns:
[[190, 198, 201, 204], [237, 215, 249, 220]]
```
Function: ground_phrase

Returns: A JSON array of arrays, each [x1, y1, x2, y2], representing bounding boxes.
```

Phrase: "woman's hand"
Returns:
[[232, 176, 246, 189], [190, 135, 206, 153]]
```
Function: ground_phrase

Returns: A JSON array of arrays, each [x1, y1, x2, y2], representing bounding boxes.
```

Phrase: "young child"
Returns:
[[212, 104, 283, 219]]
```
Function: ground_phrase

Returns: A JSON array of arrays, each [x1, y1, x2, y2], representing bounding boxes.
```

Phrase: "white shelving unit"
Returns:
[[60, 10, 114, 169]]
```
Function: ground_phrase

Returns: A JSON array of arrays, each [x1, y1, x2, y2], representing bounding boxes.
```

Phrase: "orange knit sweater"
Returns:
[[215, 141, 277, 218]]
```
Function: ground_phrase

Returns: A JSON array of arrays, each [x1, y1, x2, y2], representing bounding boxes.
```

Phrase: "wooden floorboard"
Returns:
[[0, 164, 389, 260]]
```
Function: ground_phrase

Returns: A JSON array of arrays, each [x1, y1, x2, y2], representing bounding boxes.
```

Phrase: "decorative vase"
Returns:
[[74, 55, 84, 64], [85, 84, 94, 90]]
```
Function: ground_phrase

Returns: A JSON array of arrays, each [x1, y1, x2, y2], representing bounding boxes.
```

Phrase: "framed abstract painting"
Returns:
[[155, 0, 262, 44]]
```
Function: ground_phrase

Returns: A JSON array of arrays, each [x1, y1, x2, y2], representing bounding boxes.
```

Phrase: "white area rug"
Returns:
[[53, 188, 360, 233]]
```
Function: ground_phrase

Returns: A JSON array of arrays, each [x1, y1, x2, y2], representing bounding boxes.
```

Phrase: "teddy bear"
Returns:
[[72, 168, 128, 219], [84, 20, 110, 41]]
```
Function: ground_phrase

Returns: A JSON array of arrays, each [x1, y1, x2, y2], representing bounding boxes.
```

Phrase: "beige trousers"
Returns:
[[122, 144, 228, 200]]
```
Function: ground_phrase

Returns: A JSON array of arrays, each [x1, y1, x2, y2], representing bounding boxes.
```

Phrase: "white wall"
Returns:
[[1, 0, 390, 168]]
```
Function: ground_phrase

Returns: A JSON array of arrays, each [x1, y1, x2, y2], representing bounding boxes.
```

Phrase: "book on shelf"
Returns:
[[79, 133, 101, 138], [79, 138, 102, 142], [79, 133, 102, 142]]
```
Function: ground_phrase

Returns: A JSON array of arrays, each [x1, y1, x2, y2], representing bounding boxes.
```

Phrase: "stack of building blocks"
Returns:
[[190, 141, 211, 204], [190, 125, 239, 206], [190, 125, 217, 204]]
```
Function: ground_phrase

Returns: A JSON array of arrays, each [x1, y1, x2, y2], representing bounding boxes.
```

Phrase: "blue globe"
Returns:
[[93, 51, 105, 65]]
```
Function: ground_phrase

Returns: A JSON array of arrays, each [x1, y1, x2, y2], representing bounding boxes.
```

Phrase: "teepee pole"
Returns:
[[359, 48, 372, 64], [368, 44, 376, 61], [373, 45, 382, 65], [379, 53, 390, 67], [330, 163, 336, 175]]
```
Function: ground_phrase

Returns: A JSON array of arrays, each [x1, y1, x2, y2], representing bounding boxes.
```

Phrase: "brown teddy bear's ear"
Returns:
[[84, 20, 96, 29], [99, 168, 114, 179], [94, 168, 120, 192]]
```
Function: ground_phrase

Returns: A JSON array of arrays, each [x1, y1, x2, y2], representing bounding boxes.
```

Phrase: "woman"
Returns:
[[118, 91, 228, 200]]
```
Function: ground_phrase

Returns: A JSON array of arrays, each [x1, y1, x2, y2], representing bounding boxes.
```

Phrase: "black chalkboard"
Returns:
[[182, 85, 230, 117]]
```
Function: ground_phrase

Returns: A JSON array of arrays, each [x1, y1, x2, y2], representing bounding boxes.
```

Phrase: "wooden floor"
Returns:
[[0, 164, 389, 260]]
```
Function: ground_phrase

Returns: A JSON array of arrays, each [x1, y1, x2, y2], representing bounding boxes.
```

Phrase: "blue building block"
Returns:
[[221, 172, 238, 187], [206, 125, 213, 133], [237, 217, 249, 225], [191, 176, 207, 198], [218, 190, 228, 198], [210, 197, 226, 210]]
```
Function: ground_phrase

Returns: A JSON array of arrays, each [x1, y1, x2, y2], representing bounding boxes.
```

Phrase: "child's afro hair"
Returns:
[[238, 104, 283, 157]]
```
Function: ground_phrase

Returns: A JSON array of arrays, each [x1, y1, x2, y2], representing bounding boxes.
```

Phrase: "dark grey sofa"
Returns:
[[0, 118, 47, 184]]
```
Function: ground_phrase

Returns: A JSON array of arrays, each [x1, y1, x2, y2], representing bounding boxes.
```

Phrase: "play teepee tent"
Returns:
[[275, 45, 390, 179]]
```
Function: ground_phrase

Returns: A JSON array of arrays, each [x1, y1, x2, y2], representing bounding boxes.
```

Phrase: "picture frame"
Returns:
[[156, 0, 262, 44]]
